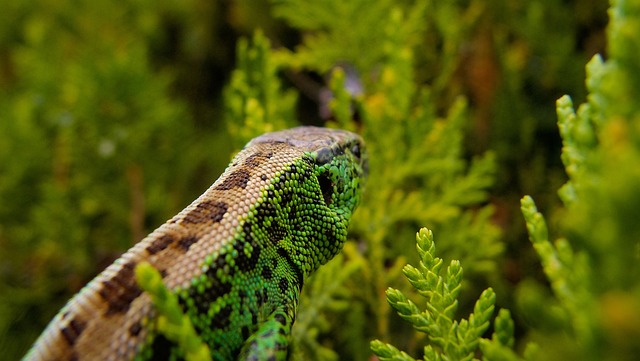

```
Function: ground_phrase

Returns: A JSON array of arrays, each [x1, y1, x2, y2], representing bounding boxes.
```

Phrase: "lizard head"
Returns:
[[249, 126, 368, 220], [308, 130, 367, 220], [247, 126, 367, 269]]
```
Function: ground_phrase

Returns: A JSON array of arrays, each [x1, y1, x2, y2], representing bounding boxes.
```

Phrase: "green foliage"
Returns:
[[289, 245, 365, 361], [371, 228, 518, 361], [0, 0, 211, 357], [224, 31, 297, 147], [519, 197, 596, 357], [272, 0, 428, 73], [135, 262, 210, 361], [518, 1, 640, 360]]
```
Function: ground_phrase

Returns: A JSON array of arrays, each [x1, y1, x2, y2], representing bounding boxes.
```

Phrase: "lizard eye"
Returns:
[[350, 144, 361, 160], [317, 173, 334, 206]]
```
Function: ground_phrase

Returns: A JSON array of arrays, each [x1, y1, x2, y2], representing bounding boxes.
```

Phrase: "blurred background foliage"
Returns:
[[1, 0, 631, 359]]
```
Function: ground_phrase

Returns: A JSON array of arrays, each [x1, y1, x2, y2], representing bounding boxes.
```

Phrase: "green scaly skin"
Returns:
[[24, 126, 367, 361]]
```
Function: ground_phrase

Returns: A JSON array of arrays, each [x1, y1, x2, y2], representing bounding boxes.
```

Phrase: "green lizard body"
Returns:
[[24, 126, 367, 361]]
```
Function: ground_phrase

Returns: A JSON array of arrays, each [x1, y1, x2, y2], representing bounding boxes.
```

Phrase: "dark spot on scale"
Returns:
[[235, 225, 261, 272], [280, 190, 293, 209], [213, 253, 227, 270], [273, 178, 284, 191], [242, 222, 252, 236], [255, 289, 268, 305], [98, 261, 143, 316], [278, 278, 289, 293], [212, 304, 233, 328], [323, 226, 336, 250], [187, 279, 232, 316], [129, 321, 143, 337], [261, 266, 273, 279], [301, 155, 314, 165], [205, 259, 230, 282], [260, 174, 268, 181], [233, 238, 246, 259], [146, 234, 174, 255], [182, 200, 228, 224], [276, 247, 304, 291], [215, 169, 251, 190], [235, 239, 261, 272], [177, 235, 199, 252], [184, 263, 234, 316], [244, 151, 273, 168], [287, 207, 299, 225], [268, 221, 287, 245], [61, 317, 87, 346]]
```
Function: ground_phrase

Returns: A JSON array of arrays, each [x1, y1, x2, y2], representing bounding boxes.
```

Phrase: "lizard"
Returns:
[[23, 126, 367, 361]]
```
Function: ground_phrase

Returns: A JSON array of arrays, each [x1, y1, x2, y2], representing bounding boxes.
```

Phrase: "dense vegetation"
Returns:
[[2, 0, 637, 360]]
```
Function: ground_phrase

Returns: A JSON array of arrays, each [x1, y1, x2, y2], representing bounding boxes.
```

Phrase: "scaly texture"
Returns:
[[23, 126, 367, 361]]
